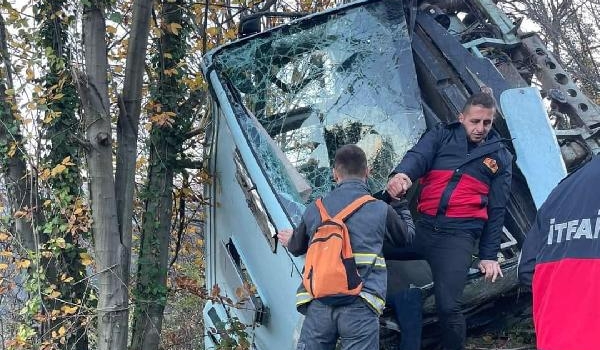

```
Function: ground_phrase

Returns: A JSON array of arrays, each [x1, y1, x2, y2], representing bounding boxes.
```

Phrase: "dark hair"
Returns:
[[462, 90, 497, 113], [334, 144, 367, 178]]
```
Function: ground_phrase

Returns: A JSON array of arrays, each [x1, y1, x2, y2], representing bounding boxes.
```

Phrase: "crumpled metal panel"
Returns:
[[500, 87, 567, 208]]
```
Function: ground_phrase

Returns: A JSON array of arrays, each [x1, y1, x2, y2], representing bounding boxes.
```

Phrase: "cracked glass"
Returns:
[[210, 0, 426, 224]]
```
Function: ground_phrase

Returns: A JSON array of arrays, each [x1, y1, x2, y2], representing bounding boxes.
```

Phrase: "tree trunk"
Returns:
[[0, 13, 36, 251], [130, 141, 176, 350], [115, 0, 154, 290], [36, 0, 91, 347], [130, 0, 187, 348], [80, 2, 128, 349]]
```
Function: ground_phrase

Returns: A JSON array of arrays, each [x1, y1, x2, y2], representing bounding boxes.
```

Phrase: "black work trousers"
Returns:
[[384, 222, 475, 350]]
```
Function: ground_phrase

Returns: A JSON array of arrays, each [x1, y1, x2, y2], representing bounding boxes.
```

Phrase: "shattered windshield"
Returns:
[[209, 0, 425, 223]]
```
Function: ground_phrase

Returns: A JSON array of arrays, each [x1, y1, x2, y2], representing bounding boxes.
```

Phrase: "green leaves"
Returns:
[[108, 11, 123, 24]]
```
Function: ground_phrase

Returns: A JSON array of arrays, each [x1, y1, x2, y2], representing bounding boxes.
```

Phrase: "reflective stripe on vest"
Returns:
[[354, 253, 386, 268], [297, 290, 385, 315], [359, 291, 386, 315], [296, 291, 312, 307]]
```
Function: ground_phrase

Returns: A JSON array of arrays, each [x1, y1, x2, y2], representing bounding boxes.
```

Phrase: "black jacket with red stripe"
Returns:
[[393, 122, 512, 260], [518, 156, 600, 350]]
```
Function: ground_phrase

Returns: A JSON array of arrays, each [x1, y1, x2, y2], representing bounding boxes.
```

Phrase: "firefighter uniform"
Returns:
[[519, 156, 600, 350]]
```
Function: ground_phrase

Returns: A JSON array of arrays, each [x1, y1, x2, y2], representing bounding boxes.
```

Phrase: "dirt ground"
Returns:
[[465, 319, 536, 350]]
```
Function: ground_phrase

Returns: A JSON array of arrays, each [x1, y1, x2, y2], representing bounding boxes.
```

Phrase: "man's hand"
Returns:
[[277, 229, 293, 248], [478, 260, 503, 282], [387, 173, 412, 198]]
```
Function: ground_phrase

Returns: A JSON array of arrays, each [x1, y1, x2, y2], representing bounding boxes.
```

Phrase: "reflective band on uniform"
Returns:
[[296, 292, 312, 307], [360, 291, 385, 315], [354, 253, 386, 268], [374, 257, 386, 268]]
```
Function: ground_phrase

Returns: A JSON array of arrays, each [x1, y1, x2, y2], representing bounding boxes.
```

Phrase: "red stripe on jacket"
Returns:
[[533, 258, 600, 350], [417, 170, 451, 215], [418, 170, 489, 219]]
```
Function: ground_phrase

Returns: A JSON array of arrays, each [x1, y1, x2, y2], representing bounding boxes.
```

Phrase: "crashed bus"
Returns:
[[199, 0, 600, 348]]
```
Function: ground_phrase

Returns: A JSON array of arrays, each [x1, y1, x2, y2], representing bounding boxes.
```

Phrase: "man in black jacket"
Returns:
[[386, 92, 513, 350]]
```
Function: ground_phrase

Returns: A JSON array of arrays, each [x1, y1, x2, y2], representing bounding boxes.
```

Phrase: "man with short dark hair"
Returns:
[[278, 144, 414, 350], [386, 91, 513, 350]]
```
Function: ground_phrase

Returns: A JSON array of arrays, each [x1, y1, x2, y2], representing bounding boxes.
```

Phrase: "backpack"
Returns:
[[302, 194, 376, 299]]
